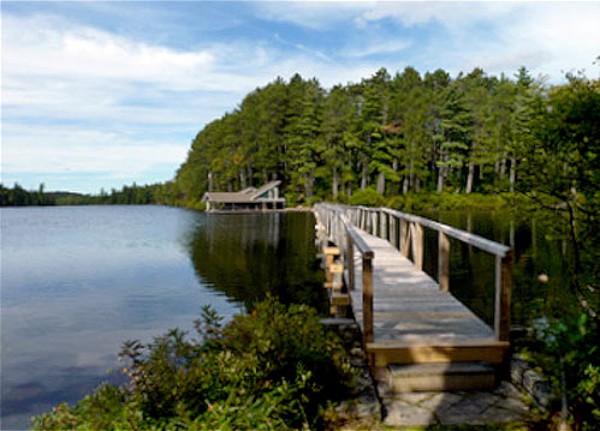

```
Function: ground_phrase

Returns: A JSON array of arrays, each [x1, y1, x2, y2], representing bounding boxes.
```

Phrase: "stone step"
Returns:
[[385, 361, 496, 393]]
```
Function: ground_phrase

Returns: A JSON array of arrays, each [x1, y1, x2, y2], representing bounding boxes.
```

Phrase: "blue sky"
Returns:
[[2, 1, 599, 194]]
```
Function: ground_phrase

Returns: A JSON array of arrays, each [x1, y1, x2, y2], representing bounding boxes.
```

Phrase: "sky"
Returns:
[[2, 1, 599, 194]]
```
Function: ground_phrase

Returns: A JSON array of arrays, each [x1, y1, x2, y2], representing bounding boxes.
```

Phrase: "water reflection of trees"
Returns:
[[421, 210, 583, 328], [187, 212, 327, 313]]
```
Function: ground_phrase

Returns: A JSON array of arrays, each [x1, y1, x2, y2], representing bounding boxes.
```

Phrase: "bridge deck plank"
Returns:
[[349, 229, 495, 345]]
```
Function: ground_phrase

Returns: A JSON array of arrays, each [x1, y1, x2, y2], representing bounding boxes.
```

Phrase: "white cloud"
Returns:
[[502, 3, 600, 79], [1, 124, 188, 178], [343, 39, 412, 59], [355, 2, 515, 29], [1, 12, 270, 192], [2, 14, 214, 89], [256, 1, 600, 81]]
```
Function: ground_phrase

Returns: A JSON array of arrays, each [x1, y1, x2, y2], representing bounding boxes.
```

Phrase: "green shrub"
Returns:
[[531, 312, 600, 430], [349, 188, 385, 207], [33, 297, 354, 430]]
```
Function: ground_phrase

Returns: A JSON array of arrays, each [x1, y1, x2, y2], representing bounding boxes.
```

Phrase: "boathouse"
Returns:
[[202, 180, 285, 212]]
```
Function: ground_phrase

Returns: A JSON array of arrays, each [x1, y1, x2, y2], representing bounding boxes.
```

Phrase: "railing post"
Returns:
[[372, 210, 377, 236], [362, 255, 374, 344], [410, 222, 423, 270], [381, 210, 388, 241], [438, 231, 450, 292], [494, 251, 513, 341], [370, 210, 376, 235], [390, 214, 397, 248], [400, 218, 409, 257], [361, 209, 366, 231], [346, 231, 355, 291]]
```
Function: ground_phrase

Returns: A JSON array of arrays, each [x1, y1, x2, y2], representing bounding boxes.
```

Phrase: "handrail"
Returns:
[[373, 207, 510, 257], [314, 204, 376, 342], [345, 221, 374, 258], [314, 203, 513, 343]]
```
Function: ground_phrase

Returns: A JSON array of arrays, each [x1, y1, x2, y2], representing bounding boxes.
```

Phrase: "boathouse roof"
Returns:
[[202, 180, 285, 204]]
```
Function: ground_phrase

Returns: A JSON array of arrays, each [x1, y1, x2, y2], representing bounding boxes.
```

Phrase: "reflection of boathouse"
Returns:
[[201, 180, 286, 212]]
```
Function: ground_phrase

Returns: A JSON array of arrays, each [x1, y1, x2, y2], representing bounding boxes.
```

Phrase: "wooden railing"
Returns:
[[314, 203, 513, 343]]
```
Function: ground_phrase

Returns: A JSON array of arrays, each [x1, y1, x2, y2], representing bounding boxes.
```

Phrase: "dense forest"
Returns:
[[0, 183, 159, 206], [0, 183, 56, 206], [172, 67, 598, 209]]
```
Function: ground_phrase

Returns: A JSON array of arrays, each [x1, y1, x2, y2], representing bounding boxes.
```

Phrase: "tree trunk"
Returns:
[[437, 148, 446, 192], [465, 159, 474, 194], [332, 166, 339, 200], [509, 157, 516, 193], [361, 158, 368, 190], [499, 150, 507, 180], [408, 159, 415, 193], [239, 170, 246, 189], [437, 165, 445, 192], [494, 157, 500, 178], [392, 158, 399, 194], [305, 167, 315, 199], [247, 165, 253, 187], [402, 176, 409, 194], [376, 172, 385, 195]]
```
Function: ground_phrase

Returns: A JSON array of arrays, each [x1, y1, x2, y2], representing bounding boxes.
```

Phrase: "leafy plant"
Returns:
[[349, 188, 385, 207], [33, 297, 355, 430], [531, 312, 599, 430]]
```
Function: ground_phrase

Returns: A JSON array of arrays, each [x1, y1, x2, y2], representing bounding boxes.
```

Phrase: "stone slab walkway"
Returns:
[[378, 377, 531, 427]]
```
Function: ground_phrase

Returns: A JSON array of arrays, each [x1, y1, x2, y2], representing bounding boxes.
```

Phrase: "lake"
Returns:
[[0, 206, 323, 429]]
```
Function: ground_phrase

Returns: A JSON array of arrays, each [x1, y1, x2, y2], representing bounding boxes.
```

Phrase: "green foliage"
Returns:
[[386, 192, 509, 212], [169, 68, 598, 206], [52, 183, 165, 206], [531, 312, 600, 430], [33, 297, 354, 430], [348, 188, 385, 207], [0, 183, 55, 206]]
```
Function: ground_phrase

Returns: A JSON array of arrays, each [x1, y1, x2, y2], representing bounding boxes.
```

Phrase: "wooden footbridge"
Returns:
[[313, 204, 513, 392]]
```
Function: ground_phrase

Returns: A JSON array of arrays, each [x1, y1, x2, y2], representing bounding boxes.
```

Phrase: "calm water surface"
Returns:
[[1, 206, 321, 429], [419, 210, 576, 329]]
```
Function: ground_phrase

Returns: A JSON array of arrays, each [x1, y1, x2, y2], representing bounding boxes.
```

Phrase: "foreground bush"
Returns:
[[33, 297, 355, 430], [531, 312, 599, 431]]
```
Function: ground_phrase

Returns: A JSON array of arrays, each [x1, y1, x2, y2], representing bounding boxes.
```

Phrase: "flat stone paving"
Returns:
[[378, 379, 531, 427]]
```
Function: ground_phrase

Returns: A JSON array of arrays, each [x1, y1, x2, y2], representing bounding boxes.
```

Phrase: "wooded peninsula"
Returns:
[[3, 66, 598, 217]]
